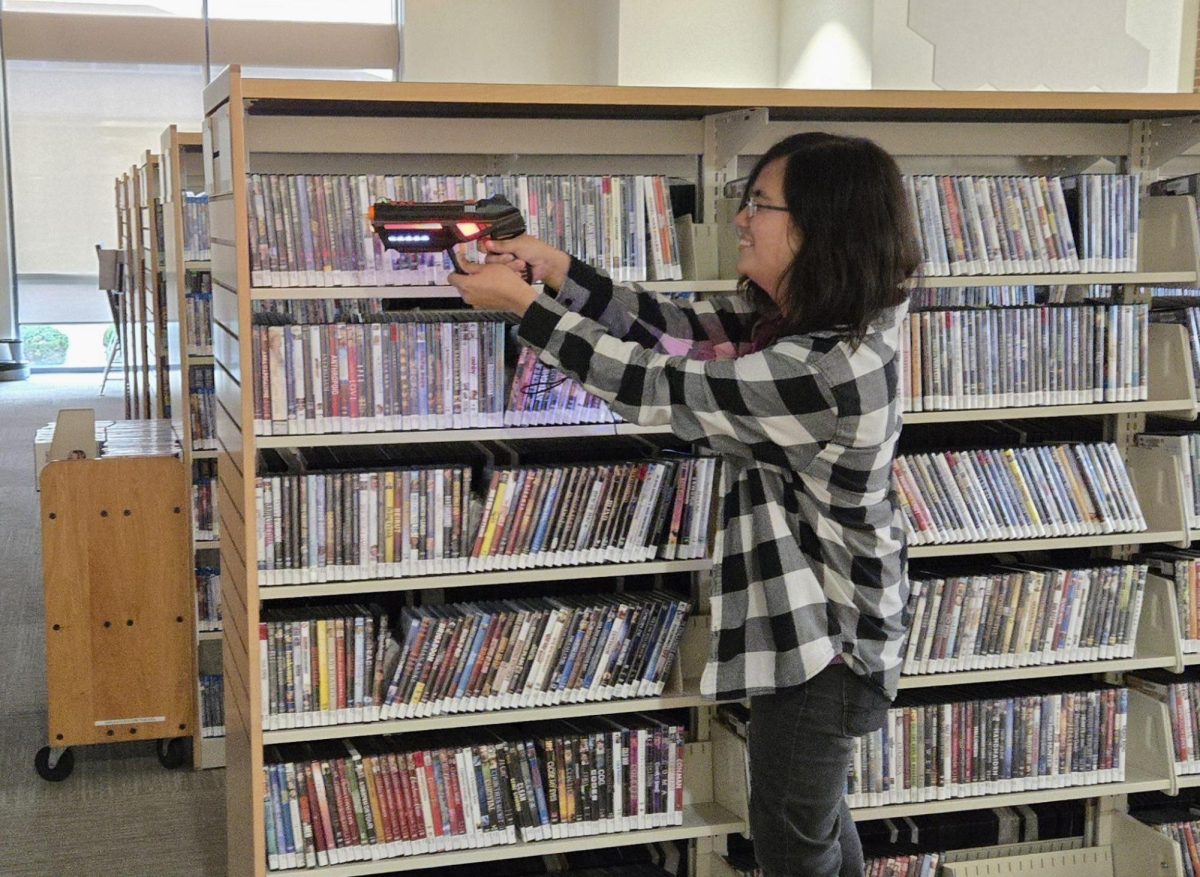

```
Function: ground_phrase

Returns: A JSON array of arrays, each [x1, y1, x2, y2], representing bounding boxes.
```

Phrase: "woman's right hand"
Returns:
[[483, 235, 571, 289]]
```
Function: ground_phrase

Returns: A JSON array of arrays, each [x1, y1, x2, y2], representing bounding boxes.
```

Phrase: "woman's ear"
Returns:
[[789, 223, 803, 255]]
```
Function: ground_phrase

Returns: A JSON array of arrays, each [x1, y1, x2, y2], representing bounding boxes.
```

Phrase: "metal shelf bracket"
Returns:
[[1131, 115, 1200, 174], [701, 107, 768, 221]]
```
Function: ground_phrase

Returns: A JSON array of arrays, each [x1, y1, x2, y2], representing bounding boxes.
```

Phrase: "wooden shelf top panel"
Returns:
[[212, 71, 1200, 123]]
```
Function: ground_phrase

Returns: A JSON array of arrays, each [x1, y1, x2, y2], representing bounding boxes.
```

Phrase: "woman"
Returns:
[[448, 132, 919, 877]]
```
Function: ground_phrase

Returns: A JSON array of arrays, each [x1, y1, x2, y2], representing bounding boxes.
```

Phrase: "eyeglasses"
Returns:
[[742, 194, 790, 218]]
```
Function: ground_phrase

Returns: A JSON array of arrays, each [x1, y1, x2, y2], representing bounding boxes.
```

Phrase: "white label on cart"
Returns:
[[94, 716, 166, 726]]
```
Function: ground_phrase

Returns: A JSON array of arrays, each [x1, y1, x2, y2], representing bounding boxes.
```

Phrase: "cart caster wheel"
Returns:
[[156, 737, 188, 770], [34, 746, 74, 781]]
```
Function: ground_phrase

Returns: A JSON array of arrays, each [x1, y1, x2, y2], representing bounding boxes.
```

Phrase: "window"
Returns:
[[5, 0, 202, 16], [8, 60, 204, 367], [207, 0, 394, 23]]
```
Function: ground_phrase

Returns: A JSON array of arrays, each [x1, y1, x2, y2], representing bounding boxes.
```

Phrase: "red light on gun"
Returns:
[[382, 222, 443, 230], [455, 222, 483, 238]]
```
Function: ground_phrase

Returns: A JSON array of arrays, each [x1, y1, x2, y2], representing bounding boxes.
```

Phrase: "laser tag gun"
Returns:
[[368, 194, 527, 275]]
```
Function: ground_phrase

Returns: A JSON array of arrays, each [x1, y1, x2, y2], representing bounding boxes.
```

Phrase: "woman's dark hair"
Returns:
[[740, 132, 920, 345]]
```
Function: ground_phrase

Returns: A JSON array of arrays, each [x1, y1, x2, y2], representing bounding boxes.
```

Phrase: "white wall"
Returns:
[[401, 0, 621, 85], [615, 0, 778, 87], [1127, 0, 1198, 92], [777, 0, 873, 89], [872, 0, 1191, 91], [400, 0, 1195, 92], [401, 0, 780, 88]]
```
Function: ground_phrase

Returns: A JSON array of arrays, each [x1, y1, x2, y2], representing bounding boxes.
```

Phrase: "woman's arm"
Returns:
[[555, 258, 760, 358], [447, 263, 837, 469], [518, 290, 837, 472], [483, 236, 759, 357]]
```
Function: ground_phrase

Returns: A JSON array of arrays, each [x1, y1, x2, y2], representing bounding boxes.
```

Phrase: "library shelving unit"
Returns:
[[138, 150, 174, 420], [161, 124, 224, 770], [203, 65, 1200, 876], [129, 162, 152, 419], [114, 171, 140, 418]]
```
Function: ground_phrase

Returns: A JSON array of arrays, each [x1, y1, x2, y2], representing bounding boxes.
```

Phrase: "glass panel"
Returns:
[[207, 0, 393, 23], [20, 323, 112, 369], [5, 0, 202, 16]]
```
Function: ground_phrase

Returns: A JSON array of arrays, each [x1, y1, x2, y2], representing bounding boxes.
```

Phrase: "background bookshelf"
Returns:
[[137, 150, 174, 420], [115, 150, 178, 423], [162, 124, 223, 770], [129, 160, 151, 419], [203, 67, 1200, 875], [114, 170, 146, 419]]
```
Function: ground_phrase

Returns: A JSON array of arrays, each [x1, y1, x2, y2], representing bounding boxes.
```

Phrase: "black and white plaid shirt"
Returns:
[[517, 259, 909, 701]]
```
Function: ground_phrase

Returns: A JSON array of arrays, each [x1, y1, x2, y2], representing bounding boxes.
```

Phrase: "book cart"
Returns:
[[161, 123, 225, 770], [203, 66, 1200, 876], [35, 416, 197, 781]]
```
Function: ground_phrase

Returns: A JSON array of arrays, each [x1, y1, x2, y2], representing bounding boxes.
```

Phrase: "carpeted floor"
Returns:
[[0, 374, 225, 876]]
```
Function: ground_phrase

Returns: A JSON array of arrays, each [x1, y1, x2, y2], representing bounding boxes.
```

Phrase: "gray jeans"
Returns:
[[748, 662, 892, 877]]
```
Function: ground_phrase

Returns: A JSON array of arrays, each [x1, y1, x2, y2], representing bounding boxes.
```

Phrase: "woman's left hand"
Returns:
[[447, 255, 538, 316]]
